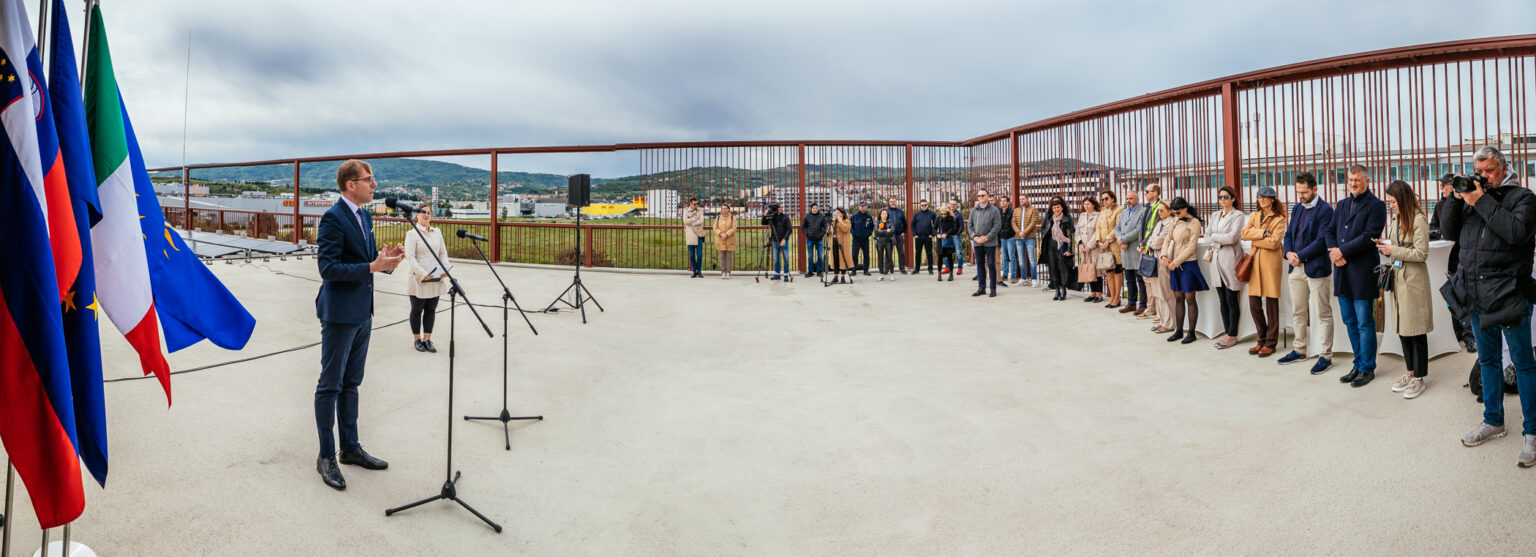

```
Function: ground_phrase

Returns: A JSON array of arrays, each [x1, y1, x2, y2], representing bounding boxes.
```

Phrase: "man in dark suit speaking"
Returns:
[[314, 159, 404, 490]]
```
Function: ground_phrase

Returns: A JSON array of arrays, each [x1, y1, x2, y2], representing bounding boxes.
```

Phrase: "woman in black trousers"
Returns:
[[1042, 196, 1076, 300]]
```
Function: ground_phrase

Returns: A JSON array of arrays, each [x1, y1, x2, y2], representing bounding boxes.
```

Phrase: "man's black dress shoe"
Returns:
[[423, 340, 437, 353], [988, 291, 996, 297], [1339, 369, 1361, 383], [340, 448, 389, 470], [318, 456, 346, 490], [1350, 372, 1375, 388], [972, 290, 985, 297]]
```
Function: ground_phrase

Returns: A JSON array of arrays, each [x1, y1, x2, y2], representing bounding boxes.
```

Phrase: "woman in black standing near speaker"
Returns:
[[404, 209, 449, 352]]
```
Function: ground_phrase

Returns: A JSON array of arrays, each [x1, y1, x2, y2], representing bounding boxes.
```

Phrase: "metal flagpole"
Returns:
[[35, 0, 48, 66], [3, 461, 13, 557]]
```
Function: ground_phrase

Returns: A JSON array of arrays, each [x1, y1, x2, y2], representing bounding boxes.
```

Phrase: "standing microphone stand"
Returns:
[[460, 235, 544, 450], [385, 213, 502, 533], [543, 205, 603, 323]]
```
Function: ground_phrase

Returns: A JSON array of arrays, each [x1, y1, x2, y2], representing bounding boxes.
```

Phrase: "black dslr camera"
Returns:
[[761, 203, 780, 225], [1448, 173, 1489, 194]]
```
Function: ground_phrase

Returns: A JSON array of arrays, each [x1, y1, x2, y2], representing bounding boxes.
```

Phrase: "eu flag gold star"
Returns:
[[63, 290, 78, 312], [87, 293, 100, 321]]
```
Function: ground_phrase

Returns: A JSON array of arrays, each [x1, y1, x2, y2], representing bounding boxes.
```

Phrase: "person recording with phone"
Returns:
[[1442, 146, 1536, 466], [403, 208, 449, 353], [314, 160, 402, 491]]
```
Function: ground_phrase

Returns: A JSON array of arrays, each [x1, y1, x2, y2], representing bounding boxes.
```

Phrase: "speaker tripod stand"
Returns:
[[461, 237, 543, 450], [544, 204, 603, 323]]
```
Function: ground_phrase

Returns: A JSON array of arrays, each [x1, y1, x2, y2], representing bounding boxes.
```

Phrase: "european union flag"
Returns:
[[121, 96, 255, 352]]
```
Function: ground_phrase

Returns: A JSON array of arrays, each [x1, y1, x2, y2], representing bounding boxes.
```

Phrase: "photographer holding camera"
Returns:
[[1441, 146, 1536, 465], [764, 203, 793, 280]]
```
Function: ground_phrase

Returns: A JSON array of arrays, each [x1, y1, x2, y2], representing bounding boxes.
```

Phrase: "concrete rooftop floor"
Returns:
[[3, 257, 1536, 555]]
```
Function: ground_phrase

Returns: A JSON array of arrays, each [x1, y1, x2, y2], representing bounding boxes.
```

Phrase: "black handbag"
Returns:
[[1374, 263, 1395, 292], [1138, 252, 1158, 278]]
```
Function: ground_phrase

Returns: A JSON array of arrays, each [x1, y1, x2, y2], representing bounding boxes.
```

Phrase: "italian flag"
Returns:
[[83, 4, 171, 402]]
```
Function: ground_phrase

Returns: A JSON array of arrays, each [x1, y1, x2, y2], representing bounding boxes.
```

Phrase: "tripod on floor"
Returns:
[[385, 215, 501, 533], [544, 205, 603, 323], [461, 236, 543, 450]]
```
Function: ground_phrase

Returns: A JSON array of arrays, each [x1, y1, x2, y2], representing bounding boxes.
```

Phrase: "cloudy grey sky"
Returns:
[[42, 0, 1536, 176]]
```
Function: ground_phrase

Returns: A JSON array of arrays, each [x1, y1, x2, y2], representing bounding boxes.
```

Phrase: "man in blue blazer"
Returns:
[[314, 159, 404, 490], [1329, 165, 1388, 387], [1276, 172, 1337, 374]]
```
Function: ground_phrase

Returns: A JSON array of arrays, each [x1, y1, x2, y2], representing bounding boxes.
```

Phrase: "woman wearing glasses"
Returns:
[[1241, 186, 1288, 357], [1095, 189, 1124, 309], [1074, 195, 1103, 303], [1208, 186, 1247, 349]]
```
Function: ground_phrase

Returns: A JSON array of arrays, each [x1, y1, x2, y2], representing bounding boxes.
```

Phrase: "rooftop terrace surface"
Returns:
[[3, 258, 1533, 555]]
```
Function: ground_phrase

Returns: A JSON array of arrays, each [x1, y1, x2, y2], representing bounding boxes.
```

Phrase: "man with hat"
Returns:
[[851, 201, 874, 276]]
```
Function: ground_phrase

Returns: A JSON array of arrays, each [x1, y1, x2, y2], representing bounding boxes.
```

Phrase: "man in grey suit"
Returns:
[[1115, 191, 1148, 315], [313, 159, 404, 490]]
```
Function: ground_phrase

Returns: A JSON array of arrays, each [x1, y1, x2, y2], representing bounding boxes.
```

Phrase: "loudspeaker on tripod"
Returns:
[[568, 174, 591, 207]]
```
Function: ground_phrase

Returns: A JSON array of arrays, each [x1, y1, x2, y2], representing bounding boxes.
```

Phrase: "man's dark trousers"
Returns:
[[853, 236, 871, 271], [913, 235, 934, 271], [318, 319, 369, 458]]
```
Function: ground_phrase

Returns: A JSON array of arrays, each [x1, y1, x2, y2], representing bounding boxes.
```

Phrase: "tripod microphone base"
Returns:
[[385, 471, 502, 533], [464, 410, 544, 450]]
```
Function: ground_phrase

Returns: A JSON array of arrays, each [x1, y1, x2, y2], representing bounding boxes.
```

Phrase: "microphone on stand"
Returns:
[[385, 198, 425, 214], [457, 229, 489, 242]]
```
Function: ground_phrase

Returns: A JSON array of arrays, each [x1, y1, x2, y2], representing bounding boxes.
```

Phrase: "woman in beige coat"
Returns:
[[403, 210, 449, 353], [1147, 204, 1177, 334], [1161, 197, 1208, 345], [829, 208, 854, 284], [683, 197, 707, 278], [1095, 190, 1124, 308], [1075, 196, 1103, 302], [713, 206, 738, 279], [1378, 180, 1433, 399], [1240, 186, 1289, 357]]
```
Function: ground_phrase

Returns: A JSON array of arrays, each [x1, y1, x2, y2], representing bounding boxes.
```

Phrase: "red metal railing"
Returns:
[[151, 35, 1536, 270]]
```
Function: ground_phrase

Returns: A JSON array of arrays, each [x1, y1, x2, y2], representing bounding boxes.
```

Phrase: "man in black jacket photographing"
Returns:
[[1442, 146, 1536, 466]]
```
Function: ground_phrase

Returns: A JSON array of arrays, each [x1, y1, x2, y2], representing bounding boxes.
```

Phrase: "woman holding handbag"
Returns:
[[1146, 203, 1178, 334], [1075, 195, 1103, 303], [1241, 186, 1288, 356], [1095, 189, 1125, 309], [714, 204, 738, 279], [1162, 197, 1209, 344], [1378, 180, 1433, 399], [1043, 197, 1076, 300], [1207, 186, 1247, 349]]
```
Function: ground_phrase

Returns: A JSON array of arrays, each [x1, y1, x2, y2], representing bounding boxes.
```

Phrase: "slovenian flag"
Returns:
[[51, 0, 110, 487], [0, 0, 85, 528], [83, 2, 173, 402]]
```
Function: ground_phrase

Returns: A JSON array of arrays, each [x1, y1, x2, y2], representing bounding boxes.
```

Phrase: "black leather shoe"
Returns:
[[1167, 330, 1184, 342], [988, 291, 997, 297], [1180, 332, 1197, 344], [424, 340, 437, 353], [339, 448, 389, 470], [317, 456, 346, 490], [414, 340, 426, 352], [972, 290, 985, 297], [1339, 369, 1361, 383], [1350, 372, 1375, 388]]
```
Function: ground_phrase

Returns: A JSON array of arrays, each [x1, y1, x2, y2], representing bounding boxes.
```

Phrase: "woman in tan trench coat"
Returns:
[[713, 205, 738, 279], [1240, 186, 1289, 357], [1095, 189, 1124, 308], [829, 208, 854, 284], [1378, 180, 1433, 399]]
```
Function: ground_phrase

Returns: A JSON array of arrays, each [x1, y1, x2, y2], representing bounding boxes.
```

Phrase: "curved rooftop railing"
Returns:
[[153, 35, 1536, 271]]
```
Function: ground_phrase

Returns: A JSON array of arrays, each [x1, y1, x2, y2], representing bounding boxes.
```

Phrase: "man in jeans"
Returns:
[[1329, 165, 1386, 387], [765, 203, 792, 280], [1114, 190, 1147, 314], [801, 202, 828, 278], [909, 199, 937, 274], [1013, 198, 1040, 286], [850, 201, 874, 276], [997, 196, 1016, 287], [948, 199, 966, 275], [968, 189, 1003, 297], [1276, 173, 1337, 374], [1443, 146, 1536, 466]]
